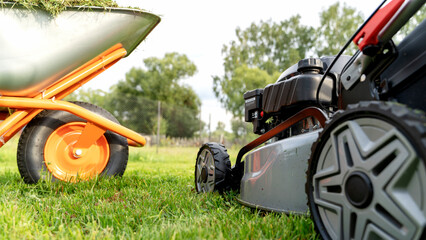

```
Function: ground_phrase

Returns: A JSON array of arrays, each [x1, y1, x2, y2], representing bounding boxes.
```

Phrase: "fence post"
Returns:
[[199, 109, 202, 143], [208, 113, 211, 142], [157, 100, 161, 154]]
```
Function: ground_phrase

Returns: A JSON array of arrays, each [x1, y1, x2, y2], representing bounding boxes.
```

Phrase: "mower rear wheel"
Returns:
[[306, 101, 426, 240], [195, 142, 231, 193], [17, 102, 129, 184]]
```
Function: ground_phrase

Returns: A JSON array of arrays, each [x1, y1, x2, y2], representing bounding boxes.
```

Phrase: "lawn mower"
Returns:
[[0, 2, 160, 183], [195, 0, 425, 239]]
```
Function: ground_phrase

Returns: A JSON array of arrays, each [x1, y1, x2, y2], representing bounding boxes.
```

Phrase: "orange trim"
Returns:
[[235, 107, 328, 165], [0, 97, 146, 147]]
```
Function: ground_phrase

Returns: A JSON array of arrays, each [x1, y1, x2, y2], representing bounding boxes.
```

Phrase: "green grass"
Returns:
[[0, 138, 318, 239], [2, 0, 120, 16]]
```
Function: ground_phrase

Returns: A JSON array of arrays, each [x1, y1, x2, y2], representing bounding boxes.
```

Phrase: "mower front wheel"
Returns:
[[17, 102, 129, 184], [195, 142, 232, 193]]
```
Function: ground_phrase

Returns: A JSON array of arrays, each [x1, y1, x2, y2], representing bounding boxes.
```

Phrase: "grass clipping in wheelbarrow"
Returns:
[[2, 0, 120, 16]]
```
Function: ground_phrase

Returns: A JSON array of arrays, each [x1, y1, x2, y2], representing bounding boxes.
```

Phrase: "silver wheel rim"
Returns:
[[196, 148, 216, 192], [313, 117, 426, 239]]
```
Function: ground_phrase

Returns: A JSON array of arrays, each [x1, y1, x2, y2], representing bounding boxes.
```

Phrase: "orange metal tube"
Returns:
[[0, 110, 30, 139], [0, 97, 146, 147], [56, 59, 121, 100], [0, 110, 42, 148], [36, 47, 127, 101]]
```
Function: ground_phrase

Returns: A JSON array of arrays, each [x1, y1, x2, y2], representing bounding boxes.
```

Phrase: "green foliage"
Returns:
[[221, 16, 315, 76], [3, 0, 119, 16], [151, 116, 168, 136], [214, 65, 279, 118], [115, 53, 197, 106], [65, 88, 108, 108], [107, 53, 201, 138], [394, 4, 425, 44], [0, 143, 318, 239], [315, 2, 363, 56], [213, 16, 316, 118], [209, 121, 233, 144], [230, 118, 258, 144]]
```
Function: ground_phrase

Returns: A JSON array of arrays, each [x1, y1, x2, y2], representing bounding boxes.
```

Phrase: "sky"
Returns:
[[83, 0, 382, 132]]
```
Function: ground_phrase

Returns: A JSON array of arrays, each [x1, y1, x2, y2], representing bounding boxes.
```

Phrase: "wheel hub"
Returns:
[[44, 122, 110, 181], [309, 105, 426, 239], [345, 171, 373, 208], [201, 166, 208, 183]]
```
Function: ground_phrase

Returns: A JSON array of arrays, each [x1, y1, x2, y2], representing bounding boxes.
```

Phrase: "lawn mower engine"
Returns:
[[237, 56, 351, 214], [195, 0, 425, 239]]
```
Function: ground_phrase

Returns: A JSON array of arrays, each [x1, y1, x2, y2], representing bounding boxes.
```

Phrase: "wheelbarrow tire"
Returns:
[[17, 101, 129, 184], [195, 142, 232, 193], [306, 101, 426, 240]]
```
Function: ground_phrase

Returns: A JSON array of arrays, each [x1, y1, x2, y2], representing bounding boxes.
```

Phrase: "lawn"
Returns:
[[0, 137, 318, 239]]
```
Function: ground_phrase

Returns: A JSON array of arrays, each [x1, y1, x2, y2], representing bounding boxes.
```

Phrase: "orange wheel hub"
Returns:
[[44, 122, 110, 181]]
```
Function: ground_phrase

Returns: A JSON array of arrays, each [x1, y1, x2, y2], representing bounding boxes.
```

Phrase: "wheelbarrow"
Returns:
[[0, 2, 160, 183]]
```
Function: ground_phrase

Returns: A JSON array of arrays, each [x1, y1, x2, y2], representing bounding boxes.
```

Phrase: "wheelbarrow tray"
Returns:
[[0, 2, 160, 97]]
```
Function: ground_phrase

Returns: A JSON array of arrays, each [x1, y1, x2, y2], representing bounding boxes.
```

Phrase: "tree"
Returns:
[[107, 52, 202, 138], [113, 52, 197, 104], [215, 121, 226, 133], [213, 65, 279, 118], [213, 16, 315, 119], [64, 88, 108, 108], [394, 5, 425, 43], [212, 12, 317, 120], [218, 16, 315, 77], [315, 2, 363, 56]]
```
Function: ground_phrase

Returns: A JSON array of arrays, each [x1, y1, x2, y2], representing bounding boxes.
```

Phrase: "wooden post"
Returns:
[[208, 113, 211, 142], [157, 101, 161, 154]]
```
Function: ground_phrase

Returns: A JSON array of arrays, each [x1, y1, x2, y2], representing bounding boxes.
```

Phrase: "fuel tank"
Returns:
[[0, 2, 160, 97], [238, 130, 321, 214]]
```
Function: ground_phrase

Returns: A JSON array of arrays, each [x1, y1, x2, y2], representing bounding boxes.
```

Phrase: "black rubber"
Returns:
[[306, 101, 426, 240], [195, 142, 232, 193], [17, 101, 129, 184]]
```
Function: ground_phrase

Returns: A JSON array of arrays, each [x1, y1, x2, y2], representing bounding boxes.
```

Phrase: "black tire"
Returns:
[[195, 142, 232, 193], [17, 101, 129, 184], [306, 101, 426, 240]]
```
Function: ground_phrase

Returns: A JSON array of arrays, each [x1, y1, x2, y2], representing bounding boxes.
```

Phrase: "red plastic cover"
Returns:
[[353, 0, 405, 51]]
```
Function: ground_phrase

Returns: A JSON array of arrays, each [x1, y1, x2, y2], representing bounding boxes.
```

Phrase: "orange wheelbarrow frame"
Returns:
[[0, 44, 146, 152]]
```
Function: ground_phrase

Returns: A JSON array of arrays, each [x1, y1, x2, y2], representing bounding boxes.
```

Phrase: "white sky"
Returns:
[[84, 0, 382, 132]]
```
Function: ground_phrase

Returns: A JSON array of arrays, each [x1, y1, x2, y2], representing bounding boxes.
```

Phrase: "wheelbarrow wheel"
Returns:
[[306, 101, 426, 240], [195, 142, 232, 193], [17, 101, 129, 184]]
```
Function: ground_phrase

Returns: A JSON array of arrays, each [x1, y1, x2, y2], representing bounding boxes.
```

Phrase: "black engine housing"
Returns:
[[244, 56, 351, 135]]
